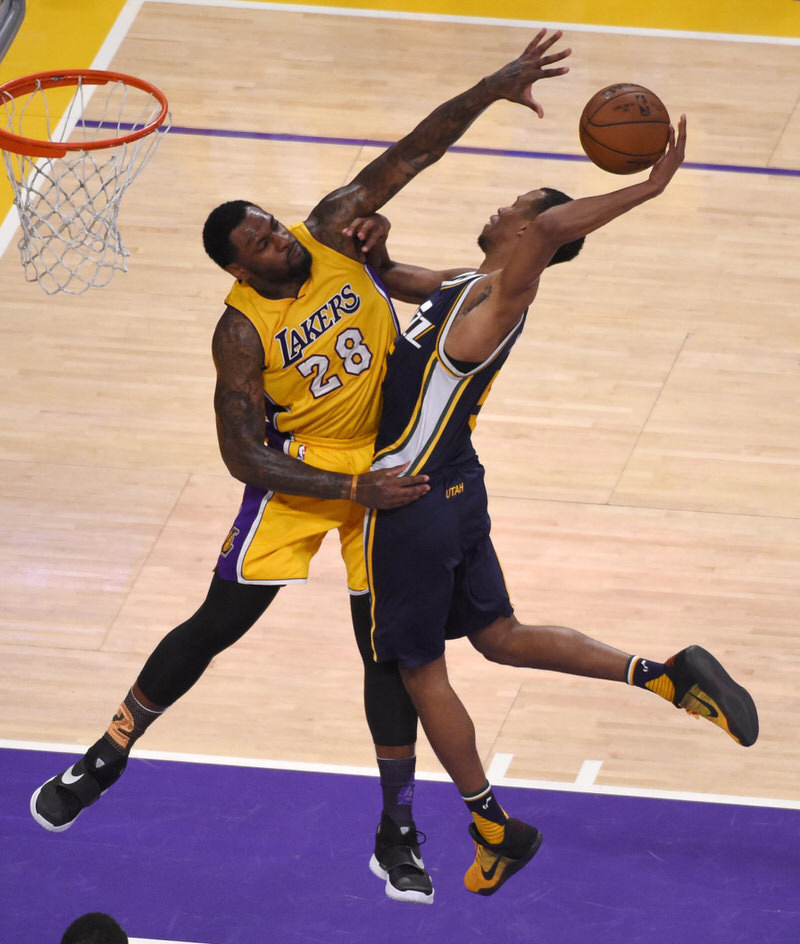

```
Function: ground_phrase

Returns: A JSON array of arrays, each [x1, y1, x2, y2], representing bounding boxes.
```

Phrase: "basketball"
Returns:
[[579, 83, 670, 174]]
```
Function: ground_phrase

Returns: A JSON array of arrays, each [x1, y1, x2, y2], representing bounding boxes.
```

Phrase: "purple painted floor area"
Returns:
[[3, 748, 799, 944]]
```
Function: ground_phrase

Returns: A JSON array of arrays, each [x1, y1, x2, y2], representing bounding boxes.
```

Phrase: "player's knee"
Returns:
[[470, 615, 522, 665]]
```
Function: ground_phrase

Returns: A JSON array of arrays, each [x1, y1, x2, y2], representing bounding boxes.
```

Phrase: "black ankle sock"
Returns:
[[462, 783, 508, 844], [626, 656, 667, 688]]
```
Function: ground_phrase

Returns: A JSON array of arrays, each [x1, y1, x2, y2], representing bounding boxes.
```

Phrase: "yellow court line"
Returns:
[[161, 0, 800, 38]]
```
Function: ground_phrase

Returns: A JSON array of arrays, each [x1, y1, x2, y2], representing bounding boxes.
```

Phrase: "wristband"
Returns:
[[349, 474, 359, 501]]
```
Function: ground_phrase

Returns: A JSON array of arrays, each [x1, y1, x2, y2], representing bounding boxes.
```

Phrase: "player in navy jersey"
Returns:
[[354, 114, 758, 897]]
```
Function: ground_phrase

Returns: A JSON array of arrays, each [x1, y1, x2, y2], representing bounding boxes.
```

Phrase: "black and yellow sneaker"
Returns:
[[369, 814, 434, 905], [464, 817, 542, 896], [662, 645, 759, 746]]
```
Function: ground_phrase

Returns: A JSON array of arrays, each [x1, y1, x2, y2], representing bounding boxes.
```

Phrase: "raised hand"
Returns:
[[648, 114, 687, 192], [482, 29, 572, 117]]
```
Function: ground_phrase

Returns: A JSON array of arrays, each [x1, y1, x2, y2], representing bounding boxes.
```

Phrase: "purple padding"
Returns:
[[3, 748, 799, 943]]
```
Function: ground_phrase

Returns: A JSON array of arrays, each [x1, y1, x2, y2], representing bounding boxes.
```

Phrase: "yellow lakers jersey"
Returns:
[[225, 222, 400, 448]]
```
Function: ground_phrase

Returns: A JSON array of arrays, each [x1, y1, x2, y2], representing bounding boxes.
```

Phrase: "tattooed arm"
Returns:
[[307, 29, 571, 255], [212, 307, 429, 508]]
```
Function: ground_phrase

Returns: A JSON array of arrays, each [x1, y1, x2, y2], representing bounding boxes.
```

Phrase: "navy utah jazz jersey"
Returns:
[[365, 271, 524, 666], [371, 271, 526, 477]]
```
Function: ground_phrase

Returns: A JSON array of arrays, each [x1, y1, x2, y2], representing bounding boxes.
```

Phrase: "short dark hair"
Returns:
[[202, 199, 258, 269], [536, 187, 585, 266], [61, 913, 128, 944]]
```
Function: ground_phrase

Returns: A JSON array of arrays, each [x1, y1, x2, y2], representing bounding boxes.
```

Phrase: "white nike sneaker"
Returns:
[[369, 814, 434, 904]]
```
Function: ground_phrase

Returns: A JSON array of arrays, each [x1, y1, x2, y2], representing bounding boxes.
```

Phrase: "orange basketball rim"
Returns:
[[0, 68, 172, 294], [0, 68, 170, 157]]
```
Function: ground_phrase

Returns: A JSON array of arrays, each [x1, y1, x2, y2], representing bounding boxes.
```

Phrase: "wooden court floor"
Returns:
[[1, 2, 799, 811]]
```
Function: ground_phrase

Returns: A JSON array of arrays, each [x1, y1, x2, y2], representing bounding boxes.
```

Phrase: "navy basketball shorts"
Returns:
[[365, 459, 513, 668]]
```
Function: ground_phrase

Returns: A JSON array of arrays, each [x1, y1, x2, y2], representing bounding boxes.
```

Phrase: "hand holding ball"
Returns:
[[579, 84, 670, 174]]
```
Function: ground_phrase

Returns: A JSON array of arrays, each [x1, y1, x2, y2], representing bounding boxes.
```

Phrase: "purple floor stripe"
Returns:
[[76, 121, 800, 178], [3, 748, 799, 944]]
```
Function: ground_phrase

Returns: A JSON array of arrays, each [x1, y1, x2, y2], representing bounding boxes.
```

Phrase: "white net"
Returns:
[[0, 73, 171, 294]]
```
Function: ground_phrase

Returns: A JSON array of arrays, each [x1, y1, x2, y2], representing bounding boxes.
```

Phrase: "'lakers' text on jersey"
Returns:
[[226, 222, 400, 456], [216, 223, 400, 589]]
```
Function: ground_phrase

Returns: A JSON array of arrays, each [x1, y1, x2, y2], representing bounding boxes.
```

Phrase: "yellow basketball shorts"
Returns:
[[215, 439, 372, 591]]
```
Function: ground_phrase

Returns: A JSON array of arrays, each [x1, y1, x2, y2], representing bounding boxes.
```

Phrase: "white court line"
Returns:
[[6, 738, 800, 811], [575, 759, 603, 787], [487, 752, 514, 781], [0, 738, 448, 782], [0, 205, 19, 262], [153, 0, 800, 45], [130, 939, 209, 944], [90, 0, 146, 70]]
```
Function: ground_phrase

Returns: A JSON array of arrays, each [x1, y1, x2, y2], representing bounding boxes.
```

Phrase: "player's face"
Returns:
[[477, 190, 545, 251], [228, 207, 312, 285]]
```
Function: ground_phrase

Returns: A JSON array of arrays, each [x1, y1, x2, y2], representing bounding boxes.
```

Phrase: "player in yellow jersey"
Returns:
[[30, 29, 572, 904]]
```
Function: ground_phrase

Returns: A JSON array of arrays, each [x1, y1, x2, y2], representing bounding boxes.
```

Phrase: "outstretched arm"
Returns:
[[212, 308, 429, 508], [308, 30, 571, 254], [501, 116, 688, 308], [446, 116, 688, 362]]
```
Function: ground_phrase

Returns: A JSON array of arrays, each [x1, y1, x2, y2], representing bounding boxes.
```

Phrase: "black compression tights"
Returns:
[[135, 574, 418, 747], [350, 593, 418, 747], [136, 573, 278, 706]]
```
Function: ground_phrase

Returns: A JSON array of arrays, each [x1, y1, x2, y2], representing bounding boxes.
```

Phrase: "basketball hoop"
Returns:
[[0, 69, 171, 294]]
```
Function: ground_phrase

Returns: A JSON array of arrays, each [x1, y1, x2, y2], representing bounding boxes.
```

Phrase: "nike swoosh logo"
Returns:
[[480, 856, 503, 882], [61, 766, 84, 786], [685, 691, 719, 718]]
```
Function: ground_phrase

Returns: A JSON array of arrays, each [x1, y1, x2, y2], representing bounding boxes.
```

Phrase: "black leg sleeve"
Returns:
[[136, 574, 280, 707], [350, 592, 418, 747]]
